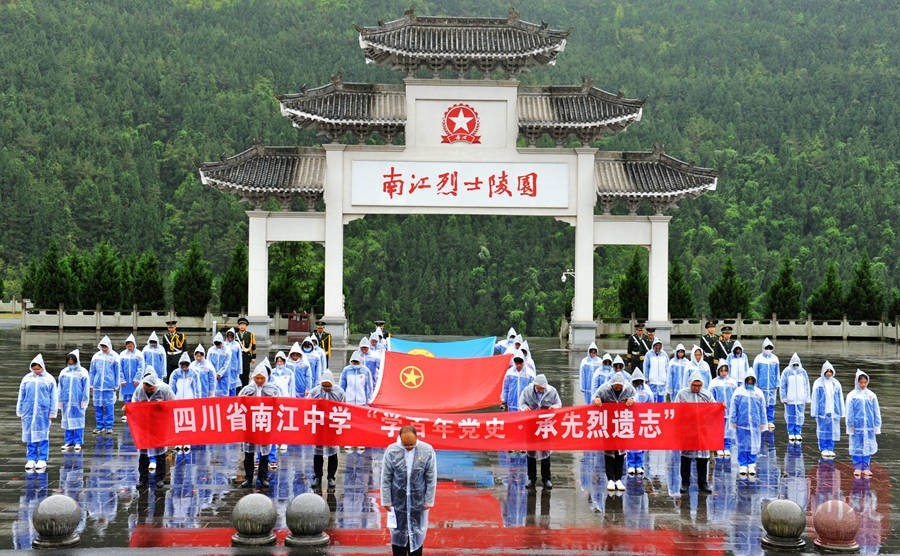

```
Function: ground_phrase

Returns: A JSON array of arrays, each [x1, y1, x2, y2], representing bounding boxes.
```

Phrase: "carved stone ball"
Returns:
[[231, 493, 277, 547], [813, 499, 860, 552], [761, 499, 806, 550], [32, 494, 82, 548], [285, 492, 331, 547]]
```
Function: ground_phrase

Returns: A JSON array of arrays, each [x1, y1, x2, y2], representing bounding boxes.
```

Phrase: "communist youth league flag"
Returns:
[[370, 351, 510, 412]]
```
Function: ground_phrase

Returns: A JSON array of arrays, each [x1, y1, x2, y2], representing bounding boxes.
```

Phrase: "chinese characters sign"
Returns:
[[127, 399, 723, 451], [351, 161, 569, 208]]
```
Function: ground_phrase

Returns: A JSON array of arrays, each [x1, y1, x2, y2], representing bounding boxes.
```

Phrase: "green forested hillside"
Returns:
[[1, 0, 897, 335]]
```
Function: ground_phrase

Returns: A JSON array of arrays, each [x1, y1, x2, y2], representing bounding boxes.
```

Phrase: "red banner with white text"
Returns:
[[125, 398, 723, 451]]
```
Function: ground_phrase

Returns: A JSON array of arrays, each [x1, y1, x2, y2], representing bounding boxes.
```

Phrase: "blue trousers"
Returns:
[[94, 403, 115, 430], [26, 440, 49, 461], [816, 416, 835, 451], [851, 455, 871, 469], [64, 429, 84, 445], [737, 450, 758, 466], [784, 404, 804, 434], [765, 401, 775, 423], [626, 450, 644, 469]]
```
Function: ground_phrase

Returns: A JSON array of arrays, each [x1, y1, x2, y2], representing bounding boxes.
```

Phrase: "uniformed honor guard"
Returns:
[[716, 325, 735, 362], [162, 320, 186, 374], [699, 321, 720, 375], [625, 321, 647, 372], [235, 317, 256, 387], [313, 320, 332, 364]]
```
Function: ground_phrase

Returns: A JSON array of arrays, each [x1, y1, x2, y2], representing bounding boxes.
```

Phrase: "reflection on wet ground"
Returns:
[[1, 330, 897, 553]]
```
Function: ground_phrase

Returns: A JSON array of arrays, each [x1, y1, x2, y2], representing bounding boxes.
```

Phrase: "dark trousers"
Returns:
[[139, 452, 167, 485], [527, 456, 551, 483], [244, 451, 269, 484], [392, 545, 423, 556], [604, 452, 625, 481], [680, 456, 710, 489], [313, 454, 338, 479]]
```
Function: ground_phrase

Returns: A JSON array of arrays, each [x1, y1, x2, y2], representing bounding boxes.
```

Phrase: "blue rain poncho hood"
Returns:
[[820, 361, 836, 379], [194, 343, 206, 355], [124, 333, 137, 347], [97, 335, 113, 350], [66, 349, 81, 366], [147, 331, 160, 344], [30, 353, 46, 372], [212, 332, 224, 345]]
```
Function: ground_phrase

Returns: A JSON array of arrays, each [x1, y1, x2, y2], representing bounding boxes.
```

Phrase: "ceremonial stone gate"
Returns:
[[200, 9, 717, 348]]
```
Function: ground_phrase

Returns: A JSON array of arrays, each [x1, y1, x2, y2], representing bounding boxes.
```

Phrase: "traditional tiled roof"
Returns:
[[199, 145, 325, 209], [356, 8, 569, 76], [594, 150, 718, 213], [278, 77, 641, 143], [519, 80, 643, 145], [279, 75, 406, 142]]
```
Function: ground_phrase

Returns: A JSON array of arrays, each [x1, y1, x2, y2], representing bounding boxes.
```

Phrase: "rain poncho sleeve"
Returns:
[[58, 364, 90, 431], [728, 386, 767, 454], [17, 360, 59, 444], [845, 380, 881, 457], [381, 440, 437, 552]]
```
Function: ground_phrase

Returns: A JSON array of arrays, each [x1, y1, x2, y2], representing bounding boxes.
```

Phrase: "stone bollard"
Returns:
[[813, 499, 860, 552], [31, 494, 82, 548], [285, 492, 331, 548], [231, 492, 278, 547], [760, 499, 806, 551]]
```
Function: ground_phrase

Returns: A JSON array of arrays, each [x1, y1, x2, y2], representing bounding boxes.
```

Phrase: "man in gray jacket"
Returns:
[[381, 425, 437, 556]]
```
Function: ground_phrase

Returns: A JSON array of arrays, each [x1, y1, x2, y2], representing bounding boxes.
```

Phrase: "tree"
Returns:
[[132, 251, 165, 309], [708, 256, 750, 317], [806, 261, 845, 320], [85, 242, 122, 309], [64, 250, 93, 309], [668, 261, 694, 318], [888, 288, 900, 322], [844, 254, 884, 320], [618, 250, 648, 318], [765, 255, 802, 318], [171, 241, 212, 315], [219, 243, 248, 312], [32, 239, 72, 308]]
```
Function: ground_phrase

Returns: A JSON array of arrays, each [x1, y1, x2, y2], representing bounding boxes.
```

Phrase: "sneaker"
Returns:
[[279, 444, 288, 453], [525, 480, 535, 490], [862, 469, 873, 478], [699, 485, 713, 494], [627, 467, 636, 475], [607, 480, 616, 491], [25, 460, 36, 471], [105, 429, 113, 435], [357, 446, 365, 453], [327, 478, 336, 489], [73, 444, 82, 452], [748, 464, 757, 476], [148, 461, 157, 472], [61, 444, 71, 452], [738, 466, 748, 475], [723, 449, 731, 457], [796, 435, 802, 442], [35, 460, 47, 471], [239, 479, 253, 488], [121, 415, 128, 422], [636, 467, 644, 476], [183, 445, 191, 454], [615, 480, 626, 491], [174, 446, 183, 454], [92, 429, 101, 435], [542, 480, 553, 490], [268, 461, 278, 470], [768, 423, 775, 431], [715, 450, 725, 458], [310, 477, 321, 489], [343, 447, 352, 453]]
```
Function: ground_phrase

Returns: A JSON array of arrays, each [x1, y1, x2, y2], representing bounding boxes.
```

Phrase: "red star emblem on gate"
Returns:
[[441, 103, 481, 144], [399, 366, 425, 389]]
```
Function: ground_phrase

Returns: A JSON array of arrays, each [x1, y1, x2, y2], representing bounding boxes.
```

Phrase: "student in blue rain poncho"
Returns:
[[132, 369, 174, 490], [17, 354, 59, 472], [686, 345, 711, 388], [381, 425, 437, 556], [500, 351, 535, 411], [494, 327, 517, 354], [169, 352, 203, 454], [709, 360, 738, 459], [726, 341, 751, 383], [626, 369, 654, 476], [810, 361, 844, 459], [301, 338, 322, 387], [287, 341, 312, 398], [674, 371, 715, 494], [643, 338, 669, 402], [119, 334, 145, 421], [728, 369, 767, 477], [360, 337, 384, 388], [268, 351, 295, 460], [238, 363, 281, 490], [666, 344, 689, 401], [207, 332, 232, 397], [590, 353, 614, 395], [224, 328, 243, 395], [340, 351, 374, 407], [751, 338, 780, 430], [779, 353, 810, 442], [89, 336, 120, 434], [190, 344, 217, 398], [519, 374, 562, 490], [142, 331, 167, 380], [58, 349, 90, 452], [845, 370, 881, 478], [578, 343, 602, 405], [308, 370, 345, 491]]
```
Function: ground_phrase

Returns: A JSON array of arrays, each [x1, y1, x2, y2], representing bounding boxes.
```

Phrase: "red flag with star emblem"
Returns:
[[369, 351, 511, 412]]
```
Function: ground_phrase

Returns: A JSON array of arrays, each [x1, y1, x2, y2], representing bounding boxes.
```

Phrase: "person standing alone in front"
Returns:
[[381, 425, 437, 556]]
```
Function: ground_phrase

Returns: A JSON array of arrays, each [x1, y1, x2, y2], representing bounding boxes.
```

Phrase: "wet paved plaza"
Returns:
[[1, 326, 897, 554]]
